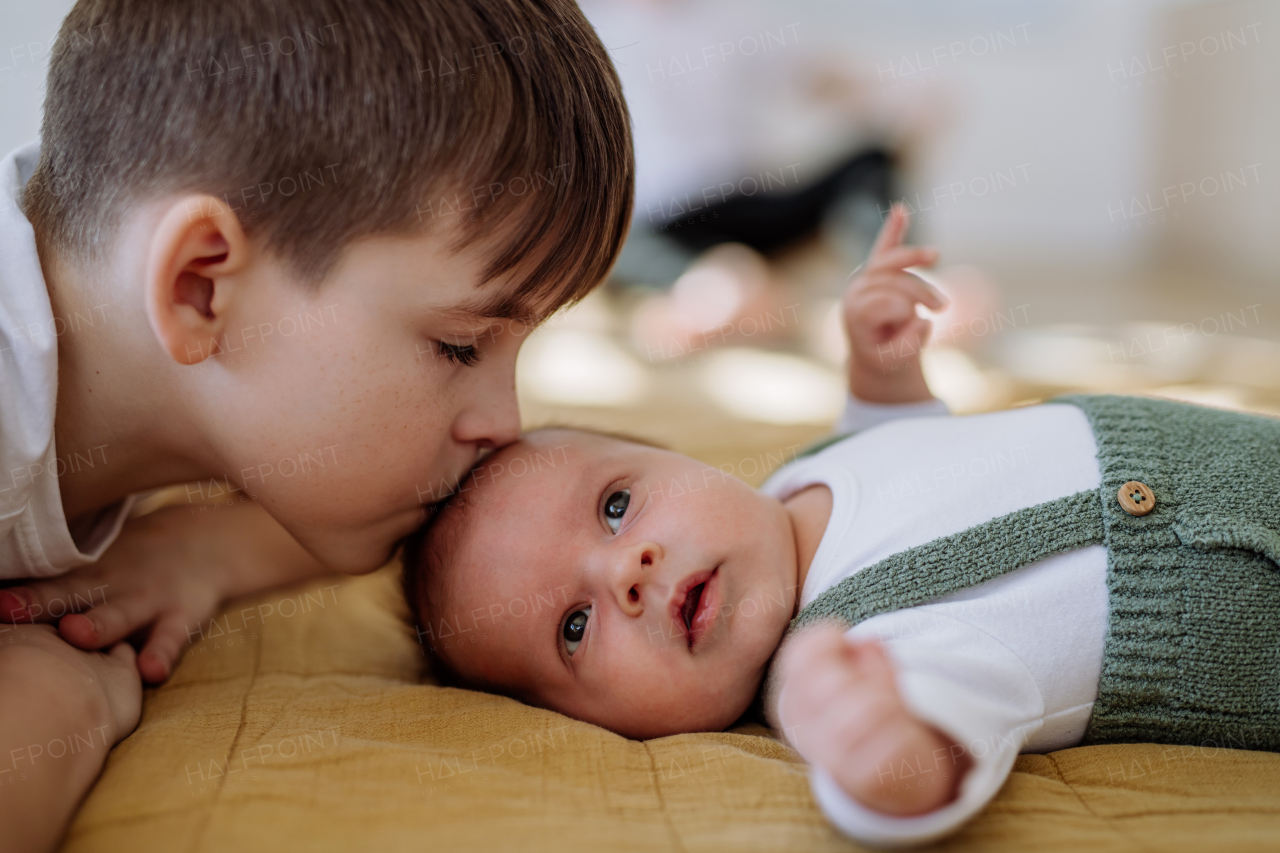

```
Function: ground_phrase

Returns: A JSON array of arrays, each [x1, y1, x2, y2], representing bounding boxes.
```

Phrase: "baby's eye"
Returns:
[[563, 606, 590, 655], [603, 489, 630, 533]]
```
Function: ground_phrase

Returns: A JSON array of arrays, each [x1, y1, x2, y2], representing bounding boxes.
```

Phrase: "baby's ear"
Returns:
[[143, 195, 252, 365]]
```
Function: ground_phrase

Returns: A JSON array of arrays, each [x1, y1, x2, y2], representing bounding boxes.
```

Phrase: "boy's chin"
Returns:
[[296, 528, 400, 575]]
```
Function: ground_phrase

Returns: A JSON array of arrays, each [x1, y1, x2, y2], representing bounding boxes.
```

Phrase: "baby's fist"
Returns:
[[778, 625, 963, 816]]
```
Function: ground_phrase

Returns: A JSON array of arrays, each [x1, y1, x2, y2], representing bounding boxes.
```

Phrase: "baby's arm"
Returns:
[[842, 204, 946, 405], [0, 625, 141, 853], [772, 626, 968, 817], [769, 617, 1043, 847], [0, 500, 330, 683]]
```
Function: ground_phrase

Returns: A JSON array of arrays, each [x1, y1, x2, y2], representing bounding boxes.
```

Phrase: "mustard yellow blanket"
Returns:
[[62, 568, 1280, 852]]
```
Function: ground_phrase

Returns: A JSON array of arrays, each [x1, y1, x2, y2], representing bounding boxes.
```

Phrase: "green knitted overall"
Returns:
[[788, 395, 1280, 750]]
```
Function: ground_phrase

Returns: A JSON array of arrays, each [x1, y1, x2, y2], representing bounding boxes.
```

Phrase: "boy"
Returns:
[[405, 207, 1280, 847], [0, 1, 632, 850]]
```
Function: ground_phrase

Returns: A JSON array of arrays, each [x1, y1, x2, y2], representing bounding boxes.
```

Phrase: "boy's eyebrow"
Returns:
[[447, 290, 544, 326]]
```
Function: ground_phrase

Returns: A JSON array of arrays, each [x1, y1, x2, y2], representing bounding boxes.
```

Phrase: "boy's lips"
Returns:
[[669, 567, 720, 651]]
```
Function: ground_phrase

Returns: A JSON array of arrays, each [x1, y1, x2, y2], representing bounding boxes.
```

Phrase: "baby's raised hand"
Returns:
[[843, 203, 947, 403], [777, 625, 966, 816]]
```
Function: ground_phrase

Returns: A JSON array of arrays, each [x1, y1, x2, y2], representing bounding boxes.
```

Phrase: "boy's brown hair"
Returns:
[[24, 0, 633, 308]]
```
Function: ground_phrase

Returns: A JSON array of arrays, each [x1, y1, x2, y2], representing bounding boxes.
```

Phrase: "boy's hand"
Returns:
[[778, 625, 967, 817], [0, 501, 328, 684], [4, 624, 143, 748], [0, 625, 141, 853], [843, 203, 947, 403]]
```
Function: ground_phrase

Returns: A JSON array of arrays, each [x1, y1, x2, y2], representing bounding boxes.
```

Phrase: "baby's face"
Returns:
[[428, 430, 799, 739]]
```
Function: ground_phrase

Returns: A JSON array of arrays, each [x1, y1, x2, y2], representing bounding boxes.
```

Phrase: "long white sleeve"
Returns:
[[834, 396, 950, 435], [799, 613, 1045, 849]]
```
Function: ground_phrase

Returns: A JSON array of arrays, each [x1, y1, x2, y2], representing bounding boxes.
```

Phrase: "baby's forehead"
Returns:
[[470, 430, 628, 494], [442, 430, 618, 537]]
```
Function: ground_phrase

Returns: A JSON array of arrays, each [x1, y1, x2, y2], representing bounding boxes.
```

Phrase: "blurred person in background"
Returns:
[[581, 0, 949, 354]]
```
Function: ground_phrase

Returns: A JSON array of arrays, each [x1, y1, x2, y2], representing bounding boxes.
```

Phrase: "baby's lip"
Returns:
[[668, 567, 720, 651]]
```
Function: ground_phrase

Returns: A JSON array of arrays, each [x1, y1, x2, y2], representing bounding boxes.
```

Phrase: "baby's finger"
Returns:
[[867, 204, 909, 259], [0, 577, 100, 624], [58, 595, 159, 650], [866, 245, 940, 276], [784, 624, 851, 667], [781, 625, 858, 698], [899, 316, 934, 352], [860, 272, 947, 313], [842, 636, 901, 692], [851, 290, 918, 343], [137, 611, 193, 683]]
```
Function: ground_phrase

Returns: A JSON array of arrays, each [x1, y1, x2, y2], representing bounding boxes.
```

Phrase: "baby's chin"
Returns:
[[579, 682, 763, 741]]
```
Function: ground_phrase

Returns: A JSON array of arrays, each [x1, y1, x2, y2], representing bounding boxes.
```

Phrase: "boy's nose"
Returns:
[[452, 397, 520, 449], [451, 370, 521, 449], [609, 542, 661, 617]]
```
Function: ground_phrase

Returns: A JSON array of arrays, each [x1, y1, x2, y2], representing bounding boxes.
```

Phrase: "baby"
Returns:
[[404, 209, 1280, 847]]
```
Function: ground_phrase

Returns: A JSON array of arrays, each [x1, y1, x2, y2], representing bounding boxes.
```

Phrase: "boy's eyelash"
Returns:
[[437, 341, 483, 367]]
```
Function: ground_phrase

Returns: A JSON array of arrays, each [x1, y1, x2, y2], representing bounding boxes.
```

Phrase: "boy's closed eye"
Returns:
[[435, 340, 483, 366]]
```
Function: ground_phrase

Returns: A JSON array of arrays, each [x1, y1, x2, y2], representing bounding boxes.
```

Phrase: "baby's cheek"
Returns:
[[440, 633, 488, 650]]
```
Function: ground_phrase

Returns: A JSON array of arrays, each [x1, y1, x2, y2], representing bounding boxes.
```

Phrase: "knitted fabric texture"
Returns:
[[788, 395, 1280, 750]]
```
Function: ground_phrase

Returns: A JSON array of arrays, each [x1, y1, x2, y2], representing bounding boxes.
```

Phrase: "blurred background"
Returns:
[[5, 0, 1277, 483]]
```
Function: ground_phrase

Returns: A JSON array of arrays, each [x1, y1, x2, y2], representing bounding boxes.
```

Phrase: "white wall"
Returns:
[[6, 0, 1265, 277], [1152, 0, 1279, 278], [772, 0, 1224, 268], [0, 0, 76, 155]]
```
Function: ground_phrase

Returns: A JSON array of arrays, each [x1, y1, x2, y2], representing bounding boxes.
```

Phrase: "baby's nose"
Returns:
[[610, 542, 661, 616]]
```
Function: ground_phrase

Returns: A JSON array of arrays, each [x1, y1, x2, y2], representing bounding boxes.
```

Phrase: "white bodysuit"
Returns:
[[761, 397, 1108, 848]]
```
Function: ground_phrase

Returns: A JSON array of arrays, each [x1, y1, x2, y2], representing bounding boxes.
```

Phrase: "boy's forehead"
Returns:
[[440, 284, 548, 327], [438, 209, 571, 325]]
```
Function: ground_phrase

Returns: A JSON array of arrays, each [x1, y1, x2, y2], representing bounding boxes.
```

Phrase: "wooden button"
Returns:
[[1117, 481, 1155, 516]]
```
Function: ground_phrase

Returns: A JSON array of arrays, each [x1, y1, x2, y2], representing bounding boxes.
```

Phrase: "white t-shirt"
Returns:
[[763, 397, 1108, 848], [0, 142, 134, 579]]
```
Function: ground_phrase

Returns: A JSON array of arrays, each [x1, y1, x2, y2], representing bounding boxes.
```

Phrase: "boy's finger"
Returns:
[[0, 579, 95, 624], [106, 640, 138, 668], [868, 204, 909, 258], [0, 588, 37, 622], [58, 596, 157, 650], [137, 612, 192, 683]]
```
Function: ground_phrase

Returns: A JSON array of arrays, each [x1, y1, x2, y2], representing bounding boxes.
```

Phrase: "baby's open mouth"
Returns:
[[671, 567, 719, 650], [680, 582, 706, 637]]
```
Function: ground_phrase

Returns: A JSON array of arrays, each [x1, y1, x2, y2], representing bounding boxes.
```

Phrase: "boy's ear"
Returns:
[[144, 195, 251, 365]]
